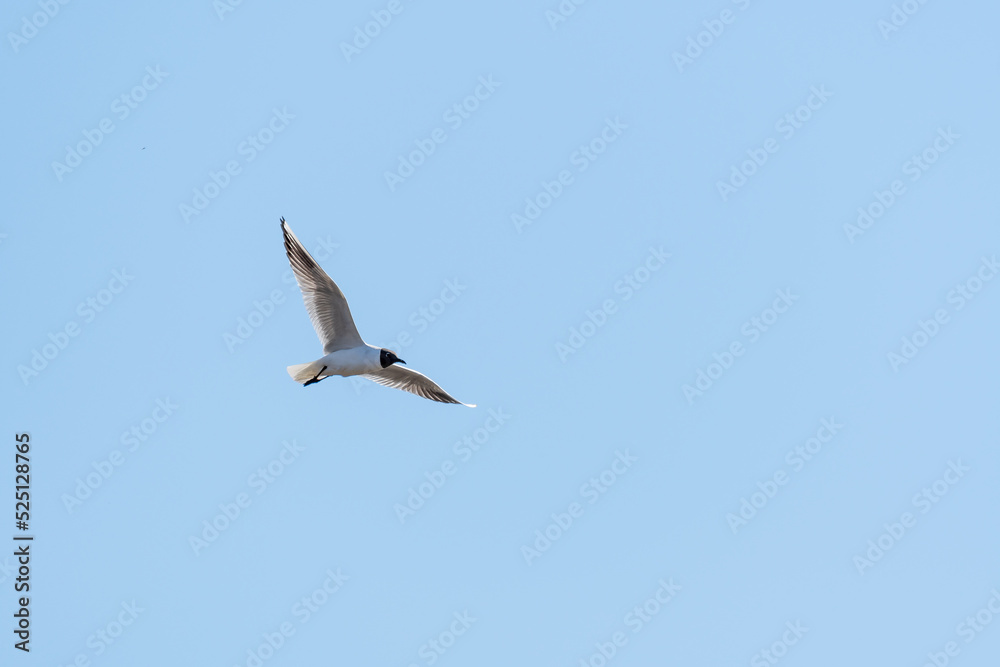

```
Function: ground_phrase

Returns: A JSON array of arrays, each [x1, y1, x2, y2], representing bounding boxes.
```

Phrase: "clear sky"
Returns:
[[4, 0, 1000, 665]]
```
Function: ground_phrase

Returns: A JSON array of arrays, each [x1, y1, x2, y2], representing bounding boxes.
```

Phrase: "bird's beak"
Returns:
[[397, 358, 407, 365]]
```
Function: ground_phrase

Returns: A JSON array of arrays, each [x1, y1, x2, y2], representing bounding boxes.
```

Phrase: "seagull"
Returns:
[[280, 218, 474, 407]]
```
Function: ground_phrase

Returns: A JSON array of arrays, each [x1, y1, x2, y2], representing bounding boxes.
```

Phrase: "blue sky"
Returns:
[[4, 0, 1000, 665]]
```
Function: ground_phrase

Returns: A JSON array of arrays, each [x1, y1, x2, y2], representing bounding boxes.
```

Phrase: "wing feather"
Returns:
[[363, 365, 475, 407], [281, 219, 364, 353]]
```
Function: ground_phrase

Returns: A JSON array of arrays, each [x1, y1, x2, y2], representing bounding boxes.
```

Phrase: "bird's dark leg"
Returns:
[[303, 366, 328, 387]]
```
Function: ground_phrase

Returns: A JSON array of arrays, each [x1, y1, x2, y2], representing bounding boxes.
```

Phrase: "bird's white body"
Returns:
[[287, 344, 382, 383]]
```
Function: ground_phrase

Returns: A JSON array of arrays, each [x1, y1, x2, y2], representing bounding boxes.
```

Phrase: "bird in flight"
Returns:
[[281, 218, 474, 406]]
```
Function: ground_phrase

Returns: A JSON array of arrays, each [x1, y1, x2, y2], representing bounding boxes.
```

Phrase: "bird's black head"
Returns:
[[380, 348, 406, 368]]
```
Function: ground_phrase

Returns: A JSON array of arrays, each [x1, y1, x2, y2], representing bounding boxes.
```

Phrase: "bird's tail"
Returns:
[[287, 360, 327, 384]]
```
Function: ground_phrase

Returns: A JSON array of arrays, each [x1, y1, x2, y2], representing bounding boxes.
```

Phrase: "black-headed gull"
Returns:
[[281, 218, 474, 407]]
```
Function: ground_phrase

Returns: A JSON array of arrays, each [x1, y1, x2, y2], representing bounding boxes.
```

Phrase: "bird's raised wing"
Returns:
[[281, 218, 364, 353], [363, 365, 475, 407]]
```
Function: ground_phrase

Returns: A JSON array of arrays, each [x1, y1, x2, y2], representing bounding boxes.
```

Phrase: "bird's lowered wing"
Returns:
[[363, 365, 475, 407], [282, 218, 365, 354]]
